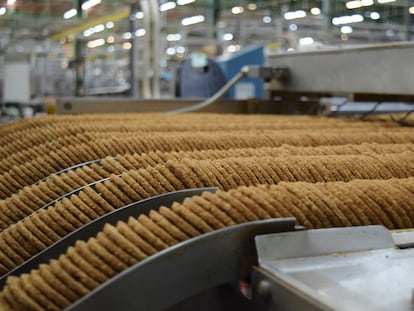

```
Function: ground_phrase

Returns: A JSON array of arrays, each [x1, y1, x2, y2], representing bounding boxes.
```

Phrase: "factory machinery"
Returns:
[[0, 43, 413, 310], [56, 42, 414, 120]]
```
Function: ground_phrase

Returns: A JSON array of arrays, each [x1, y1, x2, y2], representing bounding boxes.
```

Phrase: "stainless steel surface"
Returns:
[[267, 42, 414, 96], [65, 218, 297, 311], [0, 188, 217, 289], [392, 230, 414, 249], [255, 226, 414, 311]]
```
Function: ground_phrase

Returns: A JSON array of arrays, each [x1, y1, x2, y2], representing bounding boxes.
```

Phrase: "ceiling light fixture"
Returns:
[[135, 28, 146, 37], [248, 3, 257, 10], [284, 10, 306, 20], [332, 14, 364, 25], [177, 0, 195, 5], [370, 11, 380, 19], [122, 42, 132, 50], [346, 0, 373, 9], [63, 8, 77, 19], [377, 0, 395, 3], [181, 15, 205, 26], [7, 0, 15, 5], [409, 6, 414, 14], [160, 2, 176, 12], [166, 33, 181, 41], [231, 6, 244, 14], [223, 33, 233, 41], [299, 37, 314, 45], [82, 0, 101, 10], [123, 32, 132, 39], [311, 7, 321, 15], [136, 11, 144, 19], [93, 24, 105, 33], [87, 38, 105, 48], [341, 25, 353, 34], [0, 7, 6, 15], [106, 21, 114, 28], [263, 16, 272, 23]]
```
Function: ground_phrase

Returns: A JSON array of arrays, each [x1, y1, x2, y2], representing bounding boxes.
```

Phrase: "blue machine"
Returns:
[[216, 45, 264, 99]]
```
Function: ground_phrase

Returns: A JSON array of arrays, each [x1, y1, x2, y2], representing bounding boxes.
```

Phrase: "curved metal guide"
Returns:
[[35, 158, 104, 185], [65, 218, 297, 311], [36, 176, 113, 213], [0, 187, 217, 288]]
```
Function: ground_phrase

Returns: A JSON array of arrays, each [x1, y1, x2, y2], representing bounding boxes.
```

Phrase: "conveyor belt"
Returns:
[[0, 113, 412, 311]]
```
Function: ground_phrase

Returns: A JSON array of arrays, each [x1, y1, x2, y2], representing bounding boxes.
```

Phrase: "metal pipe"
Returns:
[[140, 0, 152, 98]]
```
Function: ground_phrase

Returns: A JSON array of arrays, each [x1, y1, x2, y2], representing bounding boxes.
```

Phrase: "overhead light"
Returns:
[[0, 7, 6, 15], [107, 45, 115, 53], [107, 36, 115, 43], [93, 24, 105, 33], [63, 8, 77, 19], [299, 37, 314, 45], [181, 15, 205, 26], [7, 0, 15, 5], [311, 7, 321, 15], [263, 16, 272, 23], [166, 33, 181, 41], [135, 28, 146, 37], [289, 24, 298, 31], [123, 32, 132, 39], [346, 0, 373, 9], [409, 6, 414, 14], [166, 47, 176, 55], [361, 0, 374, 5], [87, 38, 105, 48], [341, 25, 353, 34], [176, 46, 186, 54], [82, 0, 101, 10], [346, 1, 362, 9], [248, 3, 257, 10], [227, 45, 240, 53], [106, 21, 114, 29], [136, 11, 144, 19], [231, 6, 244, 14], [284, 10, 306, 20], [332, 14, 364, 25], [160, 2, 176, 12], [177, 0, 195, 5], [377, 0, 395, 3], [122, 42, 132, 50], [223, 33, 233, 41], [83, 28, 95, 37], [370, 11, 380, 19]]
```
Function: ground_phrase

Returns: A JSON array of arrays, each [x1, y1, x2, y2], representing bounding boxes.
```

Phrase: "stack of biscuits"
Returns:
[[0, 112, 413, 310]]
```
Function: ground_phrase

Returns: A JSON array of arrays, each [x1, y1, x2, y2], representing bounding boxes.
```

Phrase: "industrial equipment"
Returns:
[[61, 221, 414, 311]]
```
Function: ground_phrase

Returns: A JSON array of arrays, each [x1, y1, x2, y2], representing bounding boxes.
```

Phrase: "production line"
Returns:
[[0, 112, 413, 310]]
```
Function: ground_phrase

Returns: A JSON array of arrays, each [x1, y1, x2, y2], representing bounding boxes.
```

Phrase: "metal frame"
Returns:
[[65, 218, 297, 311]]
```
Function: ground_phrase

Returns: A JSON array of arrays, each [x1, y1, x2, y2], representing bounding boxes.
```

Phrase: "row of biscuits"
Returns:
[[0, 113, 403, 147], [0, 152, 413, 275], [1, 178, 413, 310], [2, 142, 414, 218], [1, 129, 414, 192]]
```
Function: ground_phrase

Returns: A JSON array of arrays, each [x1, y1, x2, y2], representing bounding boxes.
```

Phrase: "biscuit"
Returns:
[[104, 223, 147, 261], [127, 217, 169, 251], [74, 240, 115, 278], [3, 276, 44, 311], [117, 221, 157, 255], [59, 250, 100, 290], [149, 210, 190, 241], [138, 214, 179, 246], [89, 235, 130, 271]]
